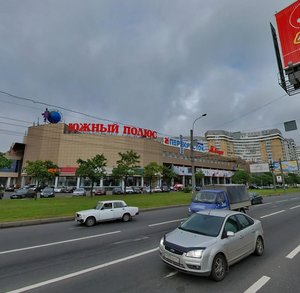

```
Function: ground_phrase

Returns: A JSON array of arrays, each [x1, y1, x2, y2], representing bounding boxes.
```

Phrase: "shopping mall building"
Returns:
[[0, 122, 249, 189]]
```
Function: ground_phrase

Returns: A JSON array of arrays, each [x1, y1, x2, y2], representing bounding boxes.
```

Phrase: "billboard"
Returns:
[[273, 160, 298, 173], [275, 1, 300, 68], [250, 163, 270, 173]]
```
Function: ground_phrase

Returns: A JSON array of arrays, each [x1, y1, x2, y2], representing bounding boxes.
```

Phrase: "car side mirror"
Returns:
[[226, 231, 235, 238]]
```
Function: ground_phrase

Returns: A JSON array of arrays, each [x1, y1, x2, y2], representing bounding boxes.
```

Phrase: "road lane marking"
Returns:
[[276, 199, 289, 203], [244, 276, 270, 293], [113, 236, 149, 245], [6, 247, 159, 293], [164, 271, 178, 278], [260, 210, 285, 219], [0, 231, 121, 255], [148, 218, 186, 227], [290, 205, 300, 210], [286, 245, 300, 259]]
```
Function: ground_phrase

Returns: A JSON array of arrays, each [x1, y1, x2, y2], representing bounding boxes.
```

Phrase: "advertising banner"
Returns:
[[163, 137, 205, 152], [275, 1, 300, 68], [273, 160, 298, 173], [250, 163, 270, 173]]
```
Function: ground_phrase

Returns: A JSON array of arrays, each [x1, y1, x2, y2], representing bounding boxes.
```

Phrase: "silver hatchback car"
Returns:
[[159, 210, 264, 281]]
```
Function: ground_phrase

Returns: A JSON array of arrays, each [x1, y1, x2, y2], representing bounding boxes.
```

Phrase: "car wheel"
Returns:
[[210, 254, 227, 282], [85, 217, 96, 227], [254, 236, 264, 256], [122, 213, 131, 222]]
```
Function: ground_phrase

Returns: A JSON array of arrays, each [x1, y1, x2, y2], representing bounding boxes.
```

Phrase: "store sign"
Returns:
[[208, 146, 224, 155], [68, 123, 157, 139], [200, 168, 233, 178], [163, 137, 205, 152]]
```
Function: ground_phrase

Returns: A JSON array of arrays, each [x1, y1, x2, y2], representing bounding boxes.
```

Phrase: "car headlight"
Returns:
[[160, 237, 164, 246], [186, 249, 204, 258]]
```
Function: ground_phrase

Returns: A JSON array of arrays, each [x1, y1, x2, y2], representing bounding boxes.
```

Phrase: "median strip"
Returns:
[[6, 247, 159, 293], [0, 231, 121, 255]]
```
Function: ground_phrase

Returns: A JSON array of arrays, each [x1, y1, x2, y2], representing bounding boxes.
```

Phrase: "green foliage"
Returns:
[[161, 165, 177, 185], [76, 154, 107, 196], [112, 150, 140, 193], [0, 152, 12, 169], [24, 160, 59, 185], [144, 162, 163, 192], [232, 169, 250, 185], [182, 186, 192, 193]]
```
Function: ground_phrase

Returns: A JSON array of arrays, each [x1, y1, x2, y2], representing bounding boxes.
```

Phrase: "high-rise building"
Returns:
[[205, 129, 286, 163]]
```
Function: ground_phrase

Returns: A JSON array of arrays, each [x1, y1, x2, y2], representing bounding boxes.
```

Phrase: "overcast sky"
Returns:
[[0, 0, 298, 152]]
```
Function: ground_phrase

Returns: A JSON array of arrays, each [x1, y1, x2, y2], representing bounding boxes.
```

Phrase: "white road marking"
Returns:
[[290, 205, 300, 210], [286, 244, 300, 259], [276, 199, 289, 203], [164, 271, 178, 278], [148, 218, 186, 227], [244, 276, 271, 293], [113, 236, 149, 245], [260, 210, 285, 219], [6, 247, 159, 293], [0, 231, 121, 255]]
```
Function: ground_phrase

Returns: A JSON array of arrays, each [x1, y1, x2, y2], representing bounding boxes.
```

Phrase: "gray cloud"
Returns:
[[0, 0, 298, 151]]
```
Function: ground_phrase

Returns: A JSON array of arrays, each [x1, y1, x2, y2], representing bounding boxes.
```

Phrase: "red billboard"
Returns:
[[275, 1, 300, 68]]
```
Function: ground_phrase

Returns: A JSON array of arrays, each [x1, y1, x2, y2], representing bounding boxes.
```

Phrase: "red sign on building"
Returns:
[[275, 1, 300, 68]]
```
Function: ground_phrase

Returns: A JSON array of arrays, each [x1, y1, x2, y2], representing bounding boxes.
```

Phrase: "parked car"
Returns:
[[5, 186, 15, 192], [249, 192, 263, 205], [112, 187, 123, 195], [159, 209, 264, 281], [161, 185, 171, 192], [10, 188, 37, 199], [132, 186, 143, 194], [40, 187, 55, 198], [93, 187, 106, 196], [65, 186, 76, 193], [73, 188, 86, 196], [54, 187, 63, 193], [153, 186, 162, 193], [75, 200, 139, 227], [142, 186, 151, 193], [173, 184, 183, 191], [125, 187, 134, 194]]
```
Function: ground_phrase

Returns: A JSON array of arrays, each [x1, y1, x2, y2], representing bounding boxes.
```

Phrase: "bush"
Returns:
[[183, 186, 192, 193]]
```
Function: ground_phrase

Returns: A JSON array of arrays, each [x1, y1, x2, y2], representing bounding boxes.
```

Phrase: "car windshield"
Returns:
[[16, 189, 27, 194], [95, 202, 103, 210], [192, 191, 218, 204], [179, 213, 224, 237], [43, 188, 53, 192]]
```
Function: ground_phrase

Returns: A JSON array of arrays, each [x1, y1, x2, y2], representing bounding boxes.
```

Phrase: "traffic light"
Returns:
[[269, 161, 274, 171]]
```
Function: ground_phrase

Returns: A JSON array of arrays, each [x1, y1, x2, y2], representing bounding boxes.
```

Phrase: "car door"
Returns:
[[99, 203, 114, 221], [113, 201, 127, 219], [235, 214, 256, 254], [223, 216, 246, 263]]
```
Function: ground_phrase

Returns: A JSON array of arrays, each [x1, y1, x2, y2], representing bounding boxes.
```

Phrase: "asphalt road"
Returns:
[[0, 194, 300, 293]]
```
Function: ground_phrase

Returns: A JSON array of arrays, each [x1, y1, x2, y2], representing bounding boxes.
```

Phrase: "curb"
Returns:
[[0, 204, 188, 229]]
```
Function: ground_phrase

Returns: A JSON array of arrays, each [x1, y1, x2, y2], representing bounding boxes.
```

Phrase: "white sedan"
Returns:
[[75, 200, 139, 227]]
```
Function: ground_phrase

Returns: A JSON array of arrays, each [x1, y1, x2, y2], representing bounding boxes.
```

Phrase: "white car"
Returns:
[[75, 200, 139, 227]]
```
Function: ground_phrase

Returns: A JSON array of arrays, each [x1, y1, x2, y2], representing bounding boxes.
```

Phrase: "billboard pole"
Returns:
[[279, 158, 286, 190]]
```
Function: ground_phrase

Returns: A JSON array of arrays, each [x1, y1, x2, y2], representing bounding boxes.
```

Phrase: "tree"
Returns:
[[195, 170, 204, 186], [24, 160, 59, 187], [231, 169, 250, 185], [161, 165, 177, 187], [112, 150, 140, 194], [0, 152, 12, 169], [144, 162, 162, 193], [76, 154, 107, 196]]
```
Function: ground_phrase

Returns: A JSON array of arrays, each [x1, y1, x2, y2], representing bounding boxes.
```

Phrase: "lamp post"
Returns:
[[191, 113, 207, 193]]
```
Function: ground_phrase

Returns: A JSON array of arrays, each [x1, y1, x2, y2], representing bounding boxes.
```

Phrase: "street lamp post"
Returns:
[[191, 113, 207, 193]]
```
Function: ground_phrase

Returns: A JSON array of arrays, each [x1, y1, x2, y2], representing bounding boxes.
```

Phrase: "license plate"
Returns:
[[164, 252, 179, 264]]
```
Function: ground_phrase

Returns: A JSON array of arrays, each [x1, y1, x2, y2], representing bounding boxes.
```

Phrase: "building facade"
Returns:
[[1, 123, 249, 189], [205, 129, 287, 163]]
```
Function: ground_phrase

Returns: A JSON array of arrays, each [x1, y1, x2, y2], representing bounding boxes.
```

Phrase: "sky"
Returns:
[[0, 0, 299, 152]]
